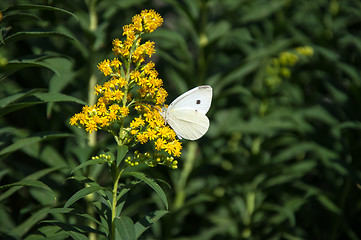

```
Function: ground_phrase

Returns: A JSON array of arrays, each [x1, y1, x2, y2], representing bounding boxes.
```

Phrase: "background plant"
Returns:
[[1, 0, 361, 239]]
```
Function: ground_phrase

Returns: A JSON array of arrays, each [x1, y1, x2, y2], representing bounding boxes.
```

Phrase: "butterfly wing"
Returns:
[[167, 85, 212, 114], [163, 85, 212, 140], [167, 109, 209, 140]]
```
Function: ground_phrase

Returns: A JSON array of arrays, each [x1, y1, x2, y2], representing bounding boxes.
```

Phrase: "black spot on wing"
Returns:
[[196, 100, 201, 104]]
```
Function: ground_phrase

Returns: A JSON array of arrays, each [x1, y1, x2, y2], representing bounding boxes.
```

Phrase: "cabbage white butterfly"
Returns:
[[161, 85, 212, 140]]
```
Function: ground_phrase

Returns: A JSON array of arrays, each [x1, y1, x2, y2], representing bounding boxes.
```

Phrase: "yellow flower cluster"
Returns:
[[69, 103, 127, 133], [112, 9, 163, 59], [295, 46, 314, 57], [70, 10, 182, 168], [265, 45, 314, 88], [130, 105, 182, 156]]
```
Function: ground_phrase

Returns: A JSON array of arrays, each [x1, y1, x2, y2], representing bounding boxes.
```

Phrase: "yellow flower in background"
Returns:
[[70, 10, 181, 168], [295, 46, 314, 57], [265, 45, 314, 88]]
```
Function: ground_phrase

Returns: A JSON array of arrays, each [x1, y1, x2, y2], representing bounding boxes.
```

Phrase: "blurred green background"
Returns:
[[1, 0, 361, 239]]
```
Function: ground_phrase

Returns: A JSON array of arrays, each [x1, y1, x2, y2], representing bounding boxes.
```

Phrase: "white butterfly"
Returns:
[[161, 85, 212, 140]]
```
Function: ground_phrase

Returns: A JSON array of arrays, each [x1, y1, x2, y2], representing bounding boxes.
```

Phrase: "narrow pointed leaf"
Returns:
[[67, 231, 88, 240], [124, 172, 168, 209], [0, 133, 72, 156], [114, 216, 136, 240], [0, 89, 43, 108], [0, 167, 61, 202], [0, 179, 56, 203], [0, 60, 60, 80], [8, 207, 59, 238], [116, 145, 128, 166], [3, 4, 78, 20], [64, 186, 104, 208], [70, 158, 108, 174], [34, 92, 86, 105], [134, 210, 168, 238], [1, 31, 76, 45], [32, 207, 73, 223]]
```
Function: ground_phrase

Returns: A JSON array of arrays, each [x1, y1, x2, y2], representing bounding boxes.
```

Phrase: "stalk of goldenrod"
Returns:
[[70, 9, 182, 239]]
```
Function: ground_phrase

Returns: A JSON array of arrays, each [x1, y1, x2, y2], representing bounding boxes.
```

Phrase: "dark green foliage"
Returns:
[[1, 0, 361, 239]]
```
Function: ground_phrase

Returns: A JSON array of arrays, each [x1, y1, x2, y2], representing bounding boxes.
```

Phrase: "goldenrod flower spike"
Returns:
[[70, 10, 181, 168]]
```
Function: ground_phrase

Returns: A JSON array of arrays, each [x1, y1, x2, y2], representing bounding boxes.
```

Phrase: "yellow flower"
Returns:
[[97, 59, 113, 76], [155, 138, 166, 150], [279, 52, 299, 66], [132, 41, 155, 63], [110, 58, 122, 68], [139, 9, 163, 33], [137, 132, 149, 144], [295, 46, 314, 57], [146, 128, 158, 140], [119, 107, 129, 117], [130, 117, 145, 128], [158, 126, 176, 139]]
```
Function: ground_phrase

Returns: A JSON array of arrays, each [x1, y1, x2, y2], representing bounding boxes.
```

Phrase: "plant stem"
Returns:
[[174, 142, 198, 209], [111, 167, 125, 240], [87, 1, 98, 240]]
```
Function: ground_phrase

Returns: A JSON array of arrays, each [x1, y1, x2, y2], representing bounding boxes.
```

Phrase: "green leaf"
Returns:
[[1, 13, 41, 23], [0, 169, 11, 181], [114, 216, 136, 240], [0, 167, 61, 202], [240, 0, 289, 23], [37, 146, 68, 168], [8, 207, 60, 238], [32, 207, 73, 223], [24, 225, 65, 240], [33, 92, 87, 105], [1, 31, 76, 46], [0, 91, 85, 117], [3, 4, 78, 20], [116, 145, 129, 166], [70, 158, 108, 175], [67, 231, 88, 240], [217, 60, 260, 90], [340, 121, 361, 130], [0, 89, 43, 108], [124, 172, 168, 209], [134, 210, 168, 239], [317, 195, 341, 214], [0, 102, 42, 117], [0, 179, 51, 191], [64, 186, 104, 208], [0, 179, 56, 204], [0, 60, 60, 80], [0, 133, 72, 157]]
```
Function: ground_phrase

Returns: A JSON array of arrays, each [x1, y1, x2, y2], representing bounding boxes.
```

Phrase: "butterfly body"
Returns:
[[161, 85, 212, 140]]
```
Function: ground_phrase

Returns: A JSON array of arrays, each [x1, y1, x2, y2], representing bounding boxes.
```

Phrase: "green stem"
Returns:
[[174, 142, 198, 209], [88, 74, 98, 147], [197, 0, 208, 85], [86, 1, 98, 240], [111, 167, 125, 240], [330, 178, 351, 240], [87, 0, 98, 146]]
